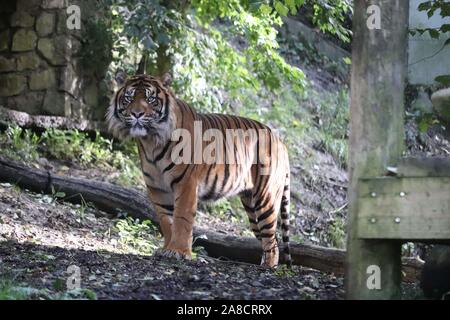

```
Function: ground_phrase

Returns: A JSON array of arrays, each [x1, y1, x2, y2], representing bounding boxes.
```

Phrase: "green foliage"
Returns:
[[0, 126, 40, 162], [114, 217, 160, 255], [405, 85, 442, 132], [0, 280, 30, 300], [203, 197, 247, 224], [273, 264, 295, 277], [434, 75, 450, 86], [72, 195, 94, 220], [50, 186, 66, 204], [305, 0, 353, 43], [40, 129, 142, 186], [171, 26, 260, 112], [0, 279, 97, 300], [80, 20, 114, 77], [326, 217, 346, 249], [103, 0, 351, 113], [417, 112, 440, 132], [106, 0, 187, 74], [278, 29, 350, 77], [414, 1, 450, 85], [313, 89, 349, 166], [191, 0, 306, 91], [0, 127, 143, 188], [41, 129, 112, 166]]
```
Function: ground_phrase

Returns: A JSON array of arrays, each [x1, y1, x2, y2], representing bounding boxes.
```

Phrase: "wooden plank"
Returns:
[[397, 157, 450, 177], [357, 177, 450, 239]]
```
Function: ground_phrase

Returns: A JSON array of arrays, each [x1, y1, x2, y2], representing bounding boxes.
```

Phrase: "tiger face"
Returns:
[[107, 74, 172, 140]]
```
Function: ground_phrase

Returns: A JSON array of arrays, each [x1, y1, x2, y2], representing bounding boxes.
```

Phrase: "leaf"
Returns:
[[418, 119, 429, 133], [418, 1, 432, 12], [440, 24, 450, 33], [274, 1, 289, 16], [84, 289, 97, 300], [428, 29, 440, 39], [435, 75, 450, 86], [55, 192, 66, 198], [285, 0, 297, 14], [259, 4, 273, 15]]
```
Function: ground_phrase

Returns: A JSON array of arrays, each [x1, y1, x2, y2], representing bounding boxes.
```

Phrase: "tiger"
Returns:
[[106, 73, 291, 268]]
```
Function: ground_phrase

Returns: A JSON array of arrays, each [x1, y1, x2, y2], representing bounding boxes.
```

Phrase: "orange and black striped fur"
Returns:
[[107, 74, 291, 267]]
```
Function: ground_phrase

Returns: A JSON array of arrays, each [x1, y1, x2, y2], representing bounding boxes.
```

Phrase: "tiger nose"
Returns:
[[131, 110, 145, 119]]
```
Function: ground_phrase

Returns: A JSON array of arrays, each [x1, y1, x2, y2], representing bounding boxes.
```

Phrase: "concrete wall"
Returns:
[[408, 0, 450, 85], [0, 0, 108, 120]]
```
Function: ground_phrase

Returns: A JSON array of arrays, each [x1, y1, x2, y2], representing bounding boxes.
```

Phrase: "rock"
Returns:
[[6, 91, 45, 114], [16, 0, 41, 14], [84, 81, 98, 107], [12, 29, 37, 52], [60, 63, 81, 96], [0, 56, 15, 72], [431, 88, 450, 123], [36, 12, 55, 37], [16, 53, 41, 71], [37, 38, 54, 63], [37, 37, 67, 66], [42, 0, 69, 9], [0, 74, 27, 96], [30, 69, 57, 91], [411, 90, 433, 114], [42, 90, 70, 116], [56, 11, 68, 35], [10, 11, 35, 28], [0, 30, 9, 52]]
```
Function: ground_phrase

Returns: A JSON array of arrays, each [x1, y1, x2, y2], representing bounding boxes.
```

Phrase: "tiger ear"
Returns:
[[161, 72, 172, 87], [115, 70, 127, 87]]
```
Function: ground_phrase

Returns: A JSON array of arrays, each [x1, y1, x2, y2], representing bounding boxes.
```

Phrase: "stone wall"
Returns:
[[0, 0, 109, 120]]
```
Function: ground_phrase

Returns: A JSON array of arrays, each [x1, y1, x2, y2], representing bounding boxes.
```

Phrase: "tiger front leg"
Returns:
[[161, 181, 197, 260], [147, 189, 173, 250]]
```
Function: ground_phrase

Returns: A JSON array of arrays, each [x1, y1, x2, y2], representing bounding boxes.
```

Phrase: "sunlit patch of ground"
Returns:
[[0, 183, 159, 255]]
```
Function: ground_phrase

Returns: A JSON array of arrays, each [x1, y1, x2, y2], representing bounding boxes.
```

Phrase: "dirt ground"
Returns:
[[0, 240, 344, 300], [0, 183, 344, 300]]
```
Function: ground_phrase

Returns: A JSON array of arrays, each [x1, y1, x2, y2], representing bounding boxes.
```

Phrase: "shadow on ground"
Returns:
[[0, 240, 344, 300]]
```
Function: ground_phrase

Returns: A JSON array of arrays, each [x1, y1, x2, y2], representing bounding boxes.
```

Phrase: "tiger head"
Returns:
[[107, 73, 174, 142]]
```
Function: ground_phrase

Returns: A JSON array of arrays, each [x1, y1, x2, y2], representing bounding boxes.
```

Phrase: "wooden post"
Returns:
[[346, 0, 409, 299]]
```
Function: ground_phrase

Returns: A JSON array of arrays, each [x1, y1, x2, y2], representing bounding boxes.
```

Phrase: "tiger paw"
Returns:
[[155, 248, 192, 260]]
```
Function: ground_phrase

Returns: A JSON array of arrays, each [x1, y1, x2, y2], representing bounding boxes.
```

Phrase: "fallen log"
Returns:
[[0, 156, 423, 280], [193, 228, 346, 275], [0, 106, 109, 138], [0, 156, 153, 222]]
